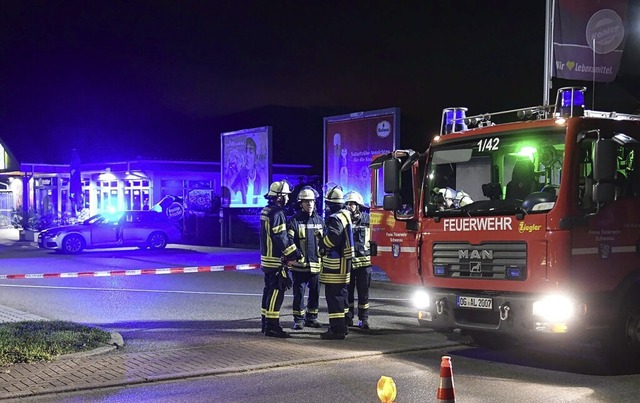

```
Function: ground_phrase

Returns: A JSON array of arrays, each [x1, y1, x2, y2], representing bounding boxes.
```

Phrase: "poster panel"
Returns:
[[221, 126, 272, 208], [323, 108, 399, 206]]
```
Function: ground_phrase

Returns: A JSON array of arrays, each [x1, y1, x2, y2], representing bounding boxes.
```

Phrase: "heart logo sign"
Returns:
[[566, 61, 576, 70]]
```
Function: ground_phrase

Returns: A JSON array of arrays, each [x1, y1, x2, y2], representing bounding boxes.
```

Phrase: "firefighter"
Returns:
[[433, 187, 473, 210], [344, 190, 371, 329], [287, 186, 324, 330], [318, 184, 354, 340], [260, 180, 301, 338]]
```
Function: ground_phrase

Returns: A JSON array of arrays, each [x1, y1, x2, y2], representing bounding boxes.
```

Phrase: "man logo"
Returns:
[[469, 262, 482, 273], [392, 243, 400, 258], [459, 249, 493, 260]]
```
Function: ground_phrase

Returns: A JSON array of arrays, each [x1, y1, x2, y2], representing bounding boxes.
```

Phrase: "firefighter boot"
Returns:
[[346, 313, 355, 327], [265, 327, 292, 338], [293, 320, 304, 330], [265, 319, 291, 338], [304, 318, 322, 328]]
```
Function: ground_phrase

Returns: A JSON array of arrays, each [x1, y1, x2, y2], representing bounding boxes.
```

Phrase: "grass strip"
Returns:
[[0, 320, 111, 366]]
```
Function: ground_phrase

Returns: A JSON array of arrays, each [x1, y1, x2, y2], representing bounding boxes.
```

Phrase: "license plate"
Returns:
[[456, 296, 493, 310]]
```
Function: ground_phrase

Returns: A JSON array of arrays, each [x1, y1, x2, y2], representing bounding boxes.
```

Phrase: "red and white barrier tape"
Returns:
[[0, 264, 261, 280]]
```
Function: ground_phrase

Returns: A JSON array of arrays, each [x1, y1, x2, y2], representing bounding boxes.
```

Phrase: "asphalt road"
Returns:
[[1, 238, 640, 402], [14, 346, 640, 403]]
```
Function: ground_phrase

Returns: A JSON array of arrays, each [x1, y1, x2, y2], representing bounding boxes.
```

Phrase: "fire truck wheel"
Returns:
[[467, 330, 514, 350], [604, 295, 640, 364]]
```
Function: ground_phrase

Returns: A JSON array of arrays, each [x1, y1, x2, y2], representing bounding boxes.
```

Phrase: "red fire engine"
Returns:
[[369, 87, 640, 359]]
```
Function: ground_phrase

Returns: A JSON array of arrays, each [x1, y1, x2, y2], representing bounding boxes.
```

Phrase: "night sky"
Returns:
[[1, 1, 639, 165]]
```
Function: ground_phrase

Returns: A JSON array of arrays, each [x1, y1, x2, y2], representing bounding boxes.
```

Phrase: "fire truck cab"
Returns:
[[369, 87, 640, 358]]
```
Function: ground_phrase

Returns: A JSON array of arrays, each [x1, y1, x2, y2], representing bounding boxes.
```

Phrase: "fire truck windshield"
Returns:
[[424, 128, 566, 217]]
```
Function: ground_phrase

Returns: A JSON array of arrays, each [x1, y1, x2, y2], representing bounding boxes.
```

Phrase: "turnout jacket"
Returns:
[[260, 203, 300, 272], [351, 211, 371, 269], [319, 208, 355, 284], [287, 210, 324, 274]]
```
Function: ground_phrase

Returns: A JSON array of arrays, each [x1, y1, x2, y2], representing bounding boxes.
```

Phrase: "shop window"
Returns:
[[125, 178, 150, 211]]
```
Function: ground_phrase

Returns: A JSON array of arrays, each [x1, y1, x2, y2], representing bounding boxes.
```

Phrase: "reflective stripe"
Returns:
[[572, 245, 636, 255], [323, 235, 335, 248], [320, 272, 350, 283], [266, 289, 280, 317], [364, 227, 370, 251], [283, 244, 298, 255], [376, 246, 415, 253], [352, 256, 371, 268]]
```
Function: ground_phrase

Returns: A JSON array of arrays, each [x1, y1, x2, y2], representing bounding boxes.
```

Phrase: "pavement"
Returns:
[[0, 228, 455, 400]]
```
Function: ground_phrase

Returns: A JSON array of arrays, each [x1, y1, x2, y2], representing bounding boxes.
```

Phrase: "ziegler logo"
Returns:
[[518, 222, 542, 233], [458, 249, 493, 260]]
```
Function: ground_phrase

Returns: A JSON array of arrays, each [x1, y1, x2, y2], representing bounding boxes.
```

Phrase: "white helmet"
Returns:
[[324, 185, 344, 204], [297, 186, 318, 202], [344, 190, 365, 207], [439, 187, 456, 200], [438, 187, 457, 208], [454, 190, 473, 207], [266, 180, 291, 197]]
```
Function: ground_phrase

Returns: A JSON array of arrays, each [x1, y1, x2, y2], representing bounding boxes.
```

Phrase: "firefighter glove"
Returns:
[[277, 268, 292, 291]]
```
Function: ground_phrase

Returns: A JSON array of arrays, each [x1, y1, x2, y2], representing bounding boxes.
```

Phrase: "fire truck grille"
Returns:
[[432, 242, 527, 280]]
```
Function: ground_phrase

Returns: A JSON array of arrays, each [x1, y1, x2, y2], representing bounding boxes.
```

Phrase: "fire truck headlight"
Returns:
[[532, 295, 576, 322], [412, 290, 430, 310]]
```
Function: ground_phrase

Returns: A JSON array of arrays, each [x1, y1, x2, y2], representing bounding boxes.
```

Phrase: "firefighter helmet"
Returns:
[[324, 185, 344, 204], [344, 190, 365, 207], [297, 186, 318, 202], [455, 190, 473, 207], [438, 187, 456, 200], [265, 180, 291, 197]]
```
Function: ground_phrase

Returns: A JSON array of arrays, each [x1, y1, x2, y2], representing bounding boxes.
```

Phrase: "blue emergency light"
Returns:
[[557, 87, 586, 117], [506, 265, 522, 279], [434, 265, 446, 276], [441, 107, 468, 134]]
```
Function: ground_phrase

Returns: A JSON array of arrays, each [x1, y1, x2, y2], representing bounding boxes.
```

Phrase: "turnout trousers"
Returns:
[[261, 270, 285, 332], [292, 271, 320, 322], [324, 282, 349, 334], [347, 266, 371, 322]]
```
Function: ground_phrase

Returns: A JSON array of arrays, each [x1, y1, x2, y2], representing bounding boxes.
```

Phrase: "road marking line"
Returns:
[[0, 284, 412, 302]]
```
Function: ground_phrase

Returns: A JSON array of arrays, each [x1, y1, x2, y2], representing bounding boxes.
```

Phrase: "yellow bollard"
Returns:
[[377, 376, 397, 403]]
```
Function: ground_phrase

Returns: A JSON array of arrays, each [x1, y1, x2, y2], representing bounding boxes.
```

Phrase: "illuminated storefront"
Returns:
[[0, 156, 316, 245]]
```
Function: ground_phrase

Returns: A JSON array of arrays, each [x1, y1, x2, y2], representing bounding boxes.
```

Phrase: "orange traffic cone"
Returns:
[[437, 356, 455, 402], [377, 376, 397, 402]]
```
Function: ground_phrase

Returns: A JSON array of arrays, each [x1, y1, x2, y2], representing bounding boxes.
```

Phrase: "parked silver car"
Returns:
[[38, 211, 182, 253]]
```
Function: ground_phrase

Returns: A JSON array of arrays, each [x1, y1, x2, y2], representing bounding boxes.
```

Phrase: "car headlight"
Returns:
[[412, 290, 430, 310], [532, 294, 576, 322]]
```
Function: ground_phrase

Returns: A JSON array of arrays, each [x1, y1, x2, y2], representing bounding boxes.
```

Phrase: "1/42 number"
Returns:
[[477, 138, 500, 152]]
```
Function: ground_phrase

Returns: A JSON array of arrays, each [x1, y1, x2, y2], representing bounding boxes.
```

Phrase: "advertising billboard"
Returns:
[[323, 108, 400, 206], [221, 126, 272, 208]]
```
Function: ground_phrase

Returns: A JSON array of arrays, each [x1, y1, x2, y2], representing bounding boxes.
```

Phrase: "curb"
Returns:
[[56, 332, 125, 361]]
